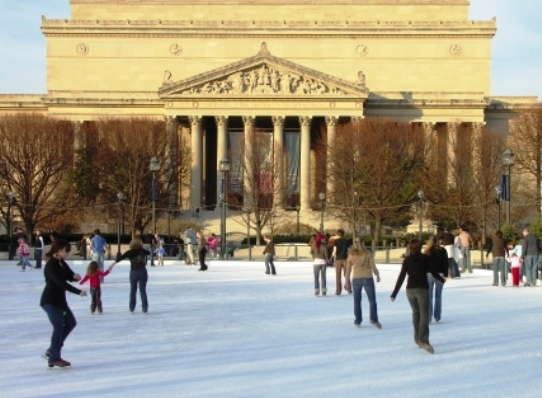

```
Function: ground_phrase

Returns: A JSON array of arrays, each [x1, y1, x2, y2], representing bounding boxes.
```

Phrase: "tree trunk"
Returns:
[[374, 217, 383, 247]]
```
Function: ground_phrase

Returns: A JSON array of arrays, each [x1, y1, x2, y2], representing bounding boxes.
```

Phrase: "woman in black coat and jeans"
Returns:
[[109, 238, 151, 314], [391, 239, 446, 354], [40, 239, 87, 368]]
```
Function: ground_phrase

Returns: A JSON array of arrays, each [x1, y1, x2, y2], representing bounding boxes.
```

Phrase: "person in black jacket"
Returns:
[[424, 235, 449, 323], [391, 239, 446, 354], [40, 239, 87, 368], [109, 238, 151, 314]]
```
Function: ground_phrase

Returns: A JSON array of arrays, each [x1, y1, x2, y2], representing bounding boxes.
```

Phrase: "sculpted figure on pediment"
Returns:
[[177, 66, 348, 96]]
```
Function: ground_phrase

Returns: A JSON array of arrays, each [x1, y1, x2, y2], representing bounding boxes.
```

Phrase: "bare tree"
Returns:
[[472, 126, 507, 243], [0, 114, 75, 237], [92, 117, 191, 234], [229, 129, 285, 245], [508, 104, 542, 219], [325, 119, 426, 243]]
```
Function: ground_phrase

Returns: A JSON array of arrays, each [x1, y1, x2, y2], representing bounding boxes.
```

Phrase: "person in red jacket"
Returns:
[[80, 261, 113, 314]]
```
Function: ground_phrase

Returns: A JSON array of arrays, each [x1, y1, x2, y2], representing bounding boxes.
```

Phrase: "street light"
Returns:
[[6, 191, 15, 261], [219, 157, 231, 259], [116, 192, 124, 261], [149, 156, 160, 234], [502, 148, 515, 225], [319, 192, 326, 233], [417, 190, 424, 241], [494, 186, 502, 230]]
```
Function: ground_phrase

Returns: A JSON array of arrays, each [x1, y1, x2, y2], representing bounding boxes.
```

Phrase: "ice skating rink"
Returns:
[[1, 260, 542, 398]]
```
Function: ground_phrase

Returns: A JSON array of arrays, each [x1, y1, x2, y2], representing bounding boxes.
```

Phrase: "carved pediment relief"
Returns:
[[159, 43, 368, 99]]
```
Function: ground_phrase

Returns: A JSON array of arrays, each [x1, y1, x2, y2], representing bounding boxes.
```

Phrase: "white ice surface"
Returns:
[[1, 260, 542, 398]]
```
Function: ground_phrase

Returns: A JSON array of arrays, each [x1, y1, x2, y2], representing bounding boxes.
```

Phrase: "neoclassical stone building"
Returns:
[[0, 0, 538, 216]]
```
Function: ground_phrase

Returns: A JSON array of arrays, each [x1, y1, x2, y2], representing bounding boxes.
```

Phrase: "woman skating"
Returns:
[[40, 239, 87, 368], [197, 230, 208, 271], [345, 239, 381, 329], [109, 238, 151, 314], [391, 239, 446, 354], [424, 235, 449, 323]]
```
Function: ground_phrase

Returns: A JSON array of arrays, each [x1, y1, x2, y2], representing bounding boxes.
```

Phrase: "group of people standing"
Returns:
[[485, 227, 540, 287]]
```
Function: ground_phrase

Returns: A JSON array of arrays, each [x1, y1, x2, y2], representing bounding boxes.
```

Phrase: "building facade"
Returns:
[[0, 0, 538, 217]]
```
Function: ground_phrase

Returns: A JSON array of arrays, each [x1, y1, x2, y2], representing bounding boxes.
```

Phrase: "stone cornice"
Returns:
[[41, 17, 496, 38], [70, 0, 469, 4], [365, 98, 490, 109]]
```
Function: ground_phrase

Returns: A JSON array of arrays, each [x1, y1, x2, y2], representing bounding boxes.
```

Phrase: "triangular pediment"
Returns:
[[159, 43, 368, 99]]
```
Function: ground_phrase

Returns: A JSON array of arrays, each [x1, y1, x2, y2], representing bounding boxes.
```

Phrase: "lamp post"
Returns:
[[149, 156, 160, 234], [116, 192, 124, 261], [296, 205, 300, 235], [319, 192, 325, 233], [494, 186, 502, 230], [417, 190, 424, 241], [7, 191, 15, 261], [219, 157, 231, 259], [502, 149, 515, 225]]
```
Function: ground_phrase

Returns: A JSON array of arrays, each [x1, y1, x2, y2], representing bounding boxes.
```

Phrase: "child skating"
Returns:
[[154, 242, 166, 266], [506, 252, 523, 287], [18, 237, 31, 272], [80, 261, 113, 314]]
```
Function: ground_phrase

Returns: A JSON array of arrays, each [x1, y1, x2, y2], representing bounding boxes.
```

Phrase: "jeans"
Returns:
[[352, 278, 378, 325], [406, 288, 430, 344], [524, 255, 539, 285], [91, 253, 105, 281], [41, 304, 77, 363], [335, 259, 346, 294], [461, 248, 471, 272], [313, 264, 327, 293], [35, 249, 43, 268], [492, 256, 507, 286], [448, 258, 460, 278], [129, 268, 148, 312], [265, 254, 276, 274], [427, 274, 444, 322], [21, 255, 31, 271]]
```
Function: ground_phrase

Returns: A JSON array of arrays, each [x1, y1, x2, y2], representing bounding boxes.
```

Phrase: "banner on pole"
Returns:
[[501, 175, 509, 201]]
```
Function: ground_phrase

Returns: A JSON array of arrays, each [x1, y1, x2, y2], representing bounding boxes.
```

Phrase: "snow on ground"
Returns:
[[1, 259, 542, 398]]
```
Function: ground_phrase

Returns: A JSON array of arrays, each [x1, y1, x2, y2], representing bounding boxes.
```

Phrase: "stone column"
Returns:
[[299, 116, 312, 211], [243, 116, 255, 209], [447, 122, 459, 188], [165, 116, 178, 208], [272, 116, 285, 209], [423, 122, 436, 169], [215, 116, 228, 207], [471, 122, 485, 172], [189, 116, 202, 210], [325, 116, 338, 197], [73, 121, 83, 152]]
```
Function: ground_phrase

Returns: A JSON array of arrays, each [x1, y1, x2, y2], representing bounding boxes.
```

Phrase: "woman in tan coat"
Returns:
[[345, 238, 382, 329]]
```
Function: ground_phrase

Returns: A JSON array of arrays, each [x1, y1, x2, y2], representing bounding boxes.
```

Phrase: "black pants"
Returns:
[[199, 248, 208, 270], [90, 287, 102, 313]]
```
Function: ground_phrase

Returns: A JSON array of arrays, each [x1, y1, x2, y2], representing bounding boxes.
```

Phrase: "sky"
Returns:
[[0, 0, 540, 99]]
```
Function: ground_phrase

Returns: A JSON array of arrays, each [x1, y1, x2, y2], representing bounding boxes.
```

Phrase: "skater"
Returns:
[[197, 230, 208, 271], [34, 229, 44, 269], [391, 239, 446, 354], [262, 234, 276, 275], [506, 252, 523, 287], [109, 238, 151, 314], [154, 241, 166, 266], [486, 230, 507, 287], [18, 237, 32, 272], [345, 238, 381, 329], [207, 233, 219, 259], [184, 228, 196, 265], [79, 260, 113, 314], [458, 226, 473, 273], [312, 232, 327, 296], [424, 235, 448, 323], [90, 229, 108, 282], [40, 239, 87, 368], [440, 229, 459, 278], [522, 228, 539, 287], [332, 229, 349, 295]]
